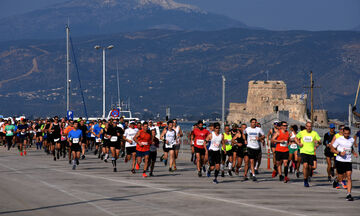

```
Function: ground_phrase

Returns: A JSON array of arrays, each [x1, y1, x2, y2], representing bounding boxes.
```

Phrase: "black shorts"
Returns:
[[301, 153, 316, 166], [276, 151, 289, 161], [126, 146, 137, 155], [90, 137, 95, 142], [324, 148, 335, 158], [336, 161, 352, 174], [103, 139, 110, 148], [209, 150, 221, 166], [46, 134, 53, 142], [53, 137, 61, 144], [194, 146, 205, 156], [149, 151, 157, 163], [19, 136, 27, 143], [163, 145, 175, 152], [109, 141, 121, 149], [0, 132, 5, 137], [71, 143, 81, 152], [36, 132, 42, 137], [247, 148, 260, 160], [221, 149, 233, 162]]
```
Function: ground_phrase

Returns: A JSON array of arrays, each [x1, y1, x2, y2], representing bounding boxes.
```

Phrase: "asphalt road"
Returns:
[[0, 147, 359, 216]]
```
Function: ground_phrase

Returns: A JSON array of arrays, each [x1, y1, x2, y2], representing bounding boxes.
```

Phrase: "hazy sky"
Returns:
[[0, 0, 359, 30]]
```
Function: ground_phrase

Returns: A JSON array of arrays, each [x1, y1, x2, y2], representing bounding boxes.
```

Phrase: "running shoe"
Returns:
[[198, 171, 202, 177], [235, 169, 239, 176], [207, 170, 211, 177], [142, 173, 148, 178], [346, 194, 354, 201], [243, 176, 249, 181], [131, 169, 135, 174], [101, 154, 104, 160], [24, 151, 27, 156], [76, 159, 79, 165], [113, 168, 117, 172], [252, 176, 257, 182], [284, 176, 290, 183], [228, 170, 233, 177], [149, 172, 154, 177], [121, 151, 125, 158], [104, 158, 108, 163], [136, 163, 140, 170], [272, 170, 277, 178], [296, 171, 300, 178], [20, 152, 23, 156], [255, 170, 259, 175], [221, 171, 225, 177], [94, 149, 98, 155], [169, 168, 173, 172], [57, 153, 60, 159], [213, 179, 219, 184], [69, 160, 71, 164], [341, 181, 348, 189], [304, 180, 310, 187], [173, 166, 177, 171], [72, 165, 76, 170], [81, 155, 85, 160], [328, 176, 332, 182], [54, 157, 56, 161], [279, 175, 284, 182], [160, 155, 164, 162]]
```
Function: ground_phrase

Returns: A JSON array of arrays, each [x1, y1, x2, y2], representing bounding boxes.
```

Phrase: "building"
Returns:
[[227, 80, 329, 127]]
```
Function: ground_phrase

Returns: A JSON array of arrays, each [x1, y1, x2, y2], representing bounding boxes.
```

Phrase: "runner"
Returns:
[[102, 121, 110, 162], [267, 121, 279, 178], [16, 118, 29, 156], [232, 124, 249, 180], [0, 118, 5, 147], [189, 123, 197, 163], [221, 125, 233, 177], [91, 120, 103, 157], [133, 122, 152, 178], [160, 120, 177, 172], [64, 121, 74, 164], [106, 120, 124, 172], [330, 127, 358, 201], [5, 120, 15, 151], [244, 118, 265, 181], [149, 129, 160, 176], [205, 123, 222, 184], [255, 122, 265, 174], [123, 121, 138, 173], [49, 116, 61, 161], [288, 125, 300, 178], [60, 122, 67, 158], [35, 120, 43, 150], [271, 121, 290, 183], [295, 122, 321, 187], [173, 119, 183, 171], [78, 120, 88, 160], [43, 119, 51, 154], [323, 123, 337, 182], [191, 120, 210, 177], [67, 121, 82, 170]]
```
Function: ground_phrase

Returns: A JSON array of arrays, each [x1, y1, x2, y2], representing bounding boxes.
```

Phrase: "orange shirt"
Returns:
[[64, 126, 74, 136], [136, 130, 151, 152], [275, 130, 289, 152]]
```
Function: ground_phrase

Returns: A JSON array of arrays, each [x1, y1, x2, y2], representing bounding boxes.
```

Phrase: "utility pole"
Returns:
[[66, 25, 70, 112], [304, 71, 320, 123], [116, 60, 121, 110], [222, 75, 226, 131]]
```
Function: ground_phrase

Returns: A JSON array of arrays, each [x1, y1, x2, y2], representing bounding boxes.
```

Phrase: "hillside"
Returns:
[[0, 28, 359, 119], [0, 0, 248, 41]]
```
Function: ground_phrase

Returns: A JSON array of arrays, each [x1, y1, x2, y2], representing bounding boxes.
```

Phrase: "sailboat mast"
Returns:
[[116, 61, 120, 110], [66, 25, 70, 112], [310, 71, 314, 123]]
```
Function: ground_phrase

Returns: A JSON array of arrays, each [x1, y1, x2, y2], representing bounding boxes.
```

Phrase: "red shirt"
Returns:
[[193, 128, 210, 149], [136, 130, 151, 152], [275, 130, 289, 152]]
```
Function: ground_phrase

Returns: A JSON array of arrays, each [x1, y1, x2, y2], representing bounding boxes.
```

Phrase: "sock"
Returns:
[[220, 164, 224, 171], [111, 157, 115, 167], [228, 162, 233, 170], [284, 166, 288, 177], [215, 170, 219, 179], [72, 160, 76, 165], [105, 154, 109, 159], [255, 162, 259, 170]]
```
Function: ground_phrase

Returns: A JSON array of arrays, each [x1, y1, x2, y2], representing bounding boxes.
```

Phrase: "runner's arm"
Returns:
[[204, 133, 211, 151]]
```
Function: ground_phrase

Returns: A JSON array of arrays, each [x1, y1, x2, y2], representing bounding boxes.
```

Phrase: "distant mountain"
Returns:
[[0, 0, 248, 41], [0, 28, 359, 119]]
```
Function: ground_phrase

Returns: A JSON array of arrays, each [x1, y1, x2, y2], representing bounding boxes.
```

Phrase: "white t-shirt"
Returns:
[[332, 136, 354, 162], [209, 132, 223, 151], [165, 129, 176, 148], [244, 127, 264, 150], [0, 122, 4, 132], [124, 128, 138, 147], [149, 126, 160, 139]]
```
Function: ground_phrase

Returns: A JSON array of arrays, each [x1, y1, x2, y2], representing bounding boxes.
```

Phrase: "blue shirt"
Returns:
[[68, 129, 83, 139], [93, 124, 102, 136]]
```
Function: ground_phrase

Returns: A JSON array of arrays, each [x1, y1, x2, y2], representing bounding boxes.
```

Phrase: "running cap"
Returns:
[[197, 120, 203, 125], [130, 121, 135, 124], [329, 123, 335, 129]]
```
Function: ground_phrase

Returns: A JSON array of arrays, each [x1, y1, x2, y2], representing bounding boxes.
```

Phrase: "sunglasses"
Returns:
[[215, 127, 220, 129], [282, 125, 288, 127]]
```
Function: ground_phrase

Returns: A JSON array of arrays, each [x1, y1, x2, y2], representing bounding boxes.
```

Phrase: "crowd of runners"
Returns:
[[0, 116, 359, 201]]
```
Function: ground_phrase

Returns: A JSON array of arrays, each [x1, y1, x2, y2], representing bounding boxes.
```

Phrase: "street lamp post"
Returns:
[[222, 75, 226, 132], [94, 45, 114, 119]]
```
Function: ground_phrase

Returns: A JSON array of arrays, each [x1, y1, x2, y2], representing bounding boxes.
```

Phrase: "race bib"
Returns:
[[21, 132, 26, 135], [6, 131, 11, 135], [226, 140, 232, 145], [96, 137, 102, 143], [110, 136, 118, 142], [54, 138, 60, 142], [280, 141, 288, 147], [141, 142, 149, 146], [73, 138, 79, 144], [37, 129, 41, 132], [213, 141, 220, 148], [303, 136, 313, 142], [290, 144, 298, 149], [344, 147, 352, 155], [197, 139, 204, 145]]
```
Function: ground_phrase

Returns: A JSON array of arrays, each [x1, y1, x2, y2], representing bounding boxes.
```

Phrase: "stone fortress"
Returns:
[[227, 80, 329, 127]]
